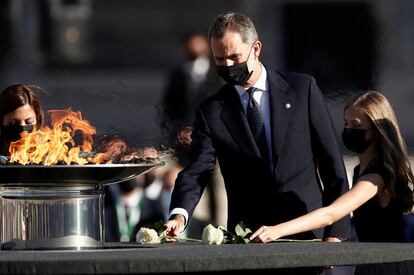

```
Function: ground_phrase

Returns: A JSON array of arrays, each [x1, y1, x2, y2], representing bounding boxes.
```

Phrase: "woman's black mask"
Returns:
[[1, 125, 34, 144]]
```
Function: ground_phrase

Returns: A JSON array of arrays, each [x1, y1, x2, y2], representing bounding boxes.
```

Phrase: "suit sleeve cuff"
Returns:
[[169, 208, 189, 226]]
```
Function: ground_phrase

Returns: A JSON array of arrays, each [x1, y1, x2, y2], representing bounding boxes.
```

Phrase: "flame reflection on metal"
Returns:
[[0, 186, 104, 250], [0, 162, 163, 250]]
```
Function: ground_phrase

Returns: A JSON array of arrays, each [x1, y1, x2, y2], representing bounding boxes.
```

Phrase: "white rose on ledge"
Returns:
[[136, 227, 161, 244], [202, 224, 224, 245]]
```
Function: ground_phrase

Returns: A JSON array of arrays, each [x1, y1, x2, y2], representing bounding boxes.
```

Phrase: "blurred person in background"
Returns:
[[100, 135, 165, 242], [159, 163, 182, 222], [159, 32, 223, 160], [404, 212, 414, 242], [158, 32, 226, 238], [0, 84, 44, 156], [105, 173, 165, 242]]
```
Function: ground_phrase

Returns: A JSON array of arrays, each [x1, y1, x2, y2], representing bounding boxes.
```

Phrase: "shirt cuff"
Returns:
[[169, 208, 189, 226]]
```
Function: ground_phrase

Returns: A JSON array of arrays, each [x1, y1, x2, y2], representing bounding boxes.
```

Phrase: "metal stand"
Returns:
[[0, 185, 104, 250]]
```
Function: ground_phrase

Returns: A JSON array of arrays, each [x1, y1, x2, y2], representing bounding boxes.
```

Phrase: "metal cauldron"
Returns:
[[0, 163, 163, 250]]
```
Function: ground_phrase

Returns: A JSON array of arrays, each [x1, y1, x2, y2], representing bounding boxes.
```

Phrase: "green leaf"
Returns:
[[235, 223, 244, 237], [234, 235, 247, 244], [244, 238, 251, 244], [235, 221, 252, 238], [153, 220, 167, 236], [218, 225, 235, 244], [245, 227, 252, 235]]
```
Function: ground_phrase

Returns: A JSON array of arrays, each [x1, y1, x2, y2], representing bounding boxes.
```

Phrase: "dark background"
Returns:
[[1, 0, 413, 152]]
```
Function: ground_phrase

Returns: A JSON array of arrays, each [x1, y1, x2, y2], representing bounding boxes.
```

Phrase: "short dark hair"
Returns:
[[208, 12, 258, 44]]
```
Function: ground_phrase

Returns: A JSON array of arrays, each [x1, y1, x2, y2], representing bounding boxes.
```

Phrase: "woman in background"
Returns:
[[251, 91, 414, 243], [0, 84, 44, 155]]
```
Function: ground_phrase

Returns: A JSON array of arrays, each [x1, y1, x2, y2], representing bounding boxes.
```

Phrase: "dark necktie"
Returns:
[[246, 88, 268, 163]]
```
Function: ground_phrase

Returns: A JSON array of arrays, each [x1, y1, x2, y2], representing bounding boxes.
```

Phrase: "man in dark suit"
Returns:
[[105, 176, 164, 242], [159, 33, 223, 156], [165, 12, 351, 244]]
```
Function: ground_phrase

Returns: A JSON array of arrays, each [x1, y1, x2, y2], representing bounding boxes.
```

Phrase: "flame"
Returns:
[[9, 108, 108, 165]]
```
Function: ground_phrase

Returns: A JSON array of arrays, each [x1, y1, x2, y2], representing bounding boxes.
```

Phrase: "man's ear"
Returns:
[[253, 40, 262, 58]]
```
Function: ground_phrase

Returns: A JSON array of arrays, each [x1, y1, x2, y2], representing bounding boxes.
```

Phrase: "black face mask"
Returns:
[[216, 46, 254, 85], [341, 127, 373, 154], [1, 125, 34, 144]]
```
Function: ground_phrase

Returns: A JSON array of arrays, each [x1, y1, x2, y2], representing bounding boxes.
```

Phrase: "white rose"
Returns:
[[202, 224, 224, 245], [136, 227, 160, 244]]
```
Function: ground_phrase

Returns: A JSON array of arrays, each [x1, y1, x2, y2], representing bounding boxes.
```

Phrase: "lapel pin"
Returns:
[[285, 102, 292, 109]]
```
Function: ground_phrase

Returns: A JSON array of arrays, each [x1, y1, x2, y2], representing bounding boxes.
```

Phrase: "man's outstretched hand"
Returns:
[[165, 214, 186, 237]]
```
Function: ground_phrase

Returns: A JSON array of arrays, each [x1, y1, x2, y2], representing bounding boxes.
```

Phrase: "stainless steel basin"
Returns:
[[0, 162, 164, 250]]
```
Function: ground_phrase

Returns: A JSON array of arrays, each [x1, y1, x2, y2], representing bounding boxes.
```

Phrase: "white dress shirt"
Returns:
[[110, 184, 143, 241]]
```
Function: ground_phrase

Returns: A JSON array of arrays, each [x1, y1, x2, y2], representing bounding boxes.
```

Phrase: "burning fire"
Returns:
[[9, 108, 108, 165]]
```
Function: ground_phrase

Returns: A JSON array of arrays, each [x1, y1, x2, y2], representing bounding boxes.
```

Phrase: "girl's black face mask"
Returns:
[[1, 125, 34, 144], [216, 46, 254, 86], [341, 127, 373, 154]]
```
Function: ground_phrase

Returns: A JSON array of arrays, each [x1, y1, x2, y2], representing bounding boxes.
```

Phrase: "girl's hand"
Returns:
[[250, 225, 280, 243]]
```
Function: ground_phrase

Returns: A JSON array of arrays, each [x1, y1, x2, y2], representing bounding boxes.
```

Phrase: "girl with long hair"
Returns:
[[251, 91, 414, 243]]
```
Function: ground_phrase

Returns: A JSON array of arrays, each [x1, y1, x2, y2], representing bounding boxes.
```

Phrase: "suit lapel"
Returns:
[[221, 85, 261, 159], [268, 70, 295, 169]]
